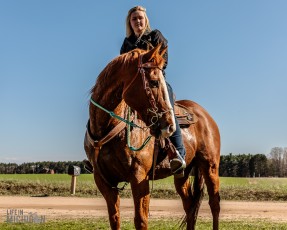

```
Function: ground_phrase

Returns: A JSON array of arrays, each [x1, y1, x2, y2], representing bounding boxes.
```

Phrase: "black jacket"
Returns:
[[120, 29, 168, 72]]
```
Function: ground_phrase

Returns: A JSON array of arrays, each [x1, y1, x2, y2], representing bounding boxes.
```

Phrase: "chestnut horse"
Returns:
[[84, 45, 220, 230]]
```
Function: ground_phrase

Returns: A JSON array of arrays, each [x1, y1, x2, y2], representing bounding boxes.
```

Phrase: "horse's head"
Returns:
[[122, 45, 176, 138]]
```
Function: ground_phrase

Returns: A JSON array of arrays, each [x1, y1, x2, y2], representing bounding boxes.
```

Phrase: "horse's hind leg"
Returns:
[[174, 167, 204, 230], [200, 158, 220, 230], [130, 173, 150, 230], [93, 170, 121, 230]]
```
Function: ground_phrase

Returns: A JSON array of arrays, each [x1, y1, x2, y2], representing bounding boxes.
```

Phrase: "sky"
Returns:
[[1, 1, 287, 164]]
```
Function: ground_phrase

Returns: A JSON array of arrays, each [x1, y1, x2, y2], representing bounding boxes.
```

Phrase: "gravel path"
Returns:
[[1, 196, 287, 223]]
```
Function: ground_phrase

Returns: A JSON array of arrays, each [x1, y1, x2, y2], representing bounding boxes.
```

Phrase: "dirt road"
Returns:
[[1, 196, 287, 223]]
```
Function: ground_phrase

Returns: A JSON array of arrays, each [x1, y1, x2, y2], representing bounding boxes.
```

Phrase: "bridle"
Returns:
[[138, 54, 161, 110], [132, 52, 172, 127]]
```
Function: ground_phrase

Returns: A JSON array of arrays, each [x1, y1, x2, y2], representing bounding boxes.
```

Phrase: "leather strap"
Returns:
[[86, 120, 127, 149]]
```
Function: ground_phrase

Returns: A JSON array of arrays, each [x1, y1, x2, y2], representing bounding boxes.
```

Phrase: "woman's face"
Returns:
[[129, 10, 146, 36]]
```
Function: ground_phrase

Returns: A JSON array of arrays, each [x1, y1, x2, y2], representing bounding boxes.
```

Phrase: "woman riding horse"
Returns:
[[84, 5, 221, 230], [120, 6, 186, 176]]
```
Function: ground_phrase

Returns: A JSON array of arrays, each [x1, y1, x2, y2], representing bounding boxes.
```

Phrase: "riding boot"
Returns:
[[166, 81, 187, 177], [169, 118, 186, 177]]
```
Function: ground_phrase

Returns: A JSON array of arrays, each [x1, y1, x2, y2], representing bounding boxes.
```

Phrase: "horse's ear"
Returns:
[[159, 46, 167, 57], [154, 43, 162, 53], [143, 44, 162, 61]]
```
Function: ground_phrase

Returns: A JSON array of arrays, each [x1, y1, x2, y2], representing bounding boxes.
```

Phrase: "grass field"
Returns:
[[1, 174, 287, 229], [1, 174, 287, 200], [0, 218, 287, 230]]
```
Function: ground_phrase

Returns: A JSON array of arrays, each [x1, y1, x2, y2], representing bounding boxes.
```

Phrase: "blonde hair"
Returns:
[[125, 6, 151, 37]]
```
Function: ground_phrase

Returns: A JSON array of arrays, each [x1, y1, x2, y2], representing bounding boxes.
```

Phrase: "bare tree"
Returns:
[[283, 147, 287, 177], [269, 147, 284, 177]]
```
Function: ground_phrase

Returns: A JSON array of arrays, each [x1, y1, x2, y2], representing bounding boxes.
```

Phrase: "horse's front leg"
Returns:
[[93, 168, 121, 230], [130, 167, 150, 230]]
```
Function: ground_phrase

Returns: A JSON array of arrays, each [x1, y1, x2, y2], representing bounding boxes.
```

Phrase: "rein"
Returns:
[[89, 98, 152, 151], [127, 107, 152, 151], [90, 98, 142, 129]]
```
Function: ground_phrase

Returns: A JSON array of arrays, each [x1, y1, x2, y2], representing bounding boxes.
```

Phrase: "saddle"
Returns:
[[174, 103, 197, 128]]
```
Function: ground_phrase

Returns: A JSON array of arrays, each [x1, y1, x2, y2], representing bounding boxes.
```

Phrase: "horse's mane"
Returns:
[[90, 49, 145, 95]]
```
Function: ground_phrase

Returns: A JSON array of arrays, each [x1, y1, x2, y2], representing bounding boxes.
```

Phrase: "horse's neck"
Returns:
[[90, 67, 126, 138], [89, 52, 139, 138]]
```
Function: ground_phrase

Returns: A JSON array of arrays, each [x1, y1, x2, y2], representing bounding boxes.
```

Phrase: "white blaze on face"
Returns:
[[158, 71, 176, 137]]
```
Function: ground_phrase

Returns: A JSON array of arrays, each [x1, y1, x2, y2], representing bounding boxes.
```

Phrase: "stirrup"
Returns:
[[174, 169, 185, 178], [170, 151, 186, 175]]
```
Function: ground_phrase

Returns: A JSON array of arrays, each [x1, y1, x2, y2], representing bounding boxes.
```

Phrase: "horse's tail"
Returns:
[[190, 166, 205, 225], [180, 166, 205, 229]]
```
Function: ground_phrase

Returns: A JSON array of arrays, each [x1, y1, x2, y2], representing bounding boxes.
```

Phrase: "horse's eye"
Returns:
[[150, 80, 159, 88]]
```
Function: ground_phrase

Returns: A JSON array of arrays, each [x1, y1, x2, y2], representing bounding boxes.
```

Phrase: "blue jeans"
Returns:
[[166, 82, 186, 159]]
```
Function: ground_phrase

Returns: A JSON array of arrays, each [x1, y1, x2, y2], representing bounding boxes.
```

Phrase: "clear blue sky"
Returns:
[[1, 1, 286, 163]]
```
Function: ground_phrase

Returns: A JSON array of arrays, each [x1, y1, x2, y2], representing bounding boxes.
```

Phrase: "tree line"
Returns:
[[0, 161, 88, 174], [1, 147, 286, 177], [220, 147, 287, 177]]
